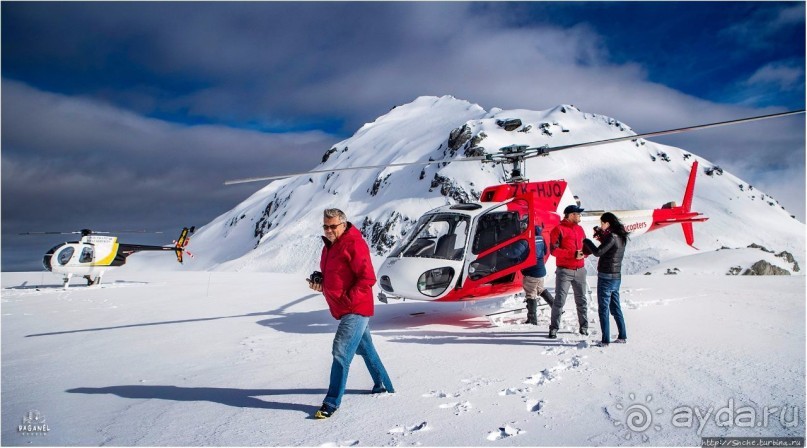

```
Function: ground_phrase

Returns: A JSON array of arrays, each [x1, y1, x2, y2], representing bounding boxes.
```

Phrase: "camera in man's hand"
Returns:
[[308, 271, 324, 285], [593, 226, 605, 241]]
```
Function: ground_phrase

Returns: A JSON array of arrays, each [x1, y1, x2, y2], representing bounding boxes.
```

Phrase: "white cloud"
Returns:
[[746, 60, 805, 90]]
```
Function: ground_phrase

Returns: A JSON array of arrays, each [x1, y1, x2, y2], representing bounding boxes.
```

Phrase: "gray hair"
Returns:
[[323, 208, 347, 222]]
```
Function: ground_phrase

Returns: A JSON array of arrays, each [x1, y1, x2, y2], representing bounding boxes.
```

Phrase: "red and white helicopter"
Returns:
[[226, 110, 803, 303], [23, 227, 194, 288], [374, 159, 703, 303]]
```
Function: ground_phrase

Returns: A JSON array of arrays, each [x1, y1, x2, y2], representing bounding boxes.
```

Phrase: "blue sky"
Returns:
[[2, 2, 805, 271]]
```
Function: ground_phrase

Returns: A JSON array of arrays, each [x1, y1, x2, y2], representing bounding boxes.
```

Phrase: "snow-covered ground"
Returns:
[[2, 269, 804, 446]]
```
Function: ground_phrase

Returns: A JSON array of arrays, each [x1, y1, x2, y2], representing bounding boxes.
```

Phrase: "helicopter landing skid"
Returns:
[[486, 302, 550, 326]]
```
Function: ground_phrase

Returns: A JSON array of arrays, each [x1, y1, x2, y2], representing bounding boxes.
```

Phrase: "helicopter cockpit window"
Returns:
[[57, 247, 75, 266], [468, 199, 532, 280], [79, 246, 94, 263], [397, 214, 469, 261], [471, 203, 528, 255]]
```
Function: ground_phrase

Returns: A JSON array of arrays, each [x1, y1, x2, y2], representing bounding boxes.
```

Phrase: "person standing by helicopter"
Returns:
[[521, 223, 554, 325], [583, 212, 629, 347], [548, 205, 589, 339], [308, 208, 395, 419]]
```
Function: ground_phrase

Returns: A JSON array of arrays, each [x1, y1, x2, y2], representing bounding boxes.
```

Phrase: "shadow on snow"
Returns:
[[65, 385, 372, 414]]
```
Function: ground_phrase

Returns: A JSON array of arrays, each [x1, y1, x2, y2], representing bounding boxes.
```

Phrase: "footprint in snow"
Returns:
[[486, 425, 525, 441], [523, 355, 586, 386], [438, 401, 472, 414], [459, 377, 501, 392], [388, 422, 430, 436], [540, 346, 567, 356], [498, 387, 532, 396], [525, 399, 545, 413], [523, 369, 559, 386], [422, 390, 456, 398]]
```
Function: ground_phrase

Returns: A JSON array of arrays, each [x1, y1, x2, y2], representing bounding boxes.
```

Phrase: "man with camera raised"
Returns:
[[307, 208, 395, 419], [548, 205, 589, 339]]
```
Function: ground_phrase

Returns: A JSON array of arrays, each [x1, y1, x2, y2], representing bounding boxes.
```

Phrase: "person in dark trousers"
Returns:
[[583, 212, 629, 347], [548, 205, 589, 339], [521, 223, 554, 325], [308, 208, 394, 419]]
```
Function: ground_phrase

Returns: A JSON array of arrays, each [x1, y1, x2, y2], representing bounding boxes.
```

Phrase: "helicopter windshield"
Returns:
[[393, 213, 469, 261], [57, 247, 75, 265]]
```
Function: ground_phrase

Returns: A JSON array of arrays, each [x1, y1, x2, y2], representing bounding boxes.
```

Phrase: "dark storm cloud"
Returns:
[[2, 79, 337, 270], [2, 2, 804, 270]]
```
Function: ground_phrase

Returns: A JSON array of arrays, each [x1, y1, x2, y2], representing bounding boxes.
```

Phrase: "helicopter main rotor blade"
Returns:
[[225, 109, 804, 185], [224, 156, 487, 185], [524, 109, 805, 158], [19, 230, 163, 235]]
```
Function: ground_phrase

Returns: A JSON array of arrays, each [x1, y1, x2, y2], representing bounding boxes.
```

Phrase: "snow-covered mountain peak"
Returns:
[[129, 96, 805, 275]]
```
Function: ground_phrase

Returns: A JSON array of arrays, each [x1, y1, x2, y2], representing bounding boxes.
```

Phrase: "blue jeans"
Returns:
[[324, 313, 394, 409], [597, 274, 627, 343]]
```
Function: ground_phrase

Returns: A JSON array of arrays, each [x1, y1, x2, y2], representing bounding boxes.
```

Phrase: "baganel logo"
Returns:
[[18, 410, 50, 435]]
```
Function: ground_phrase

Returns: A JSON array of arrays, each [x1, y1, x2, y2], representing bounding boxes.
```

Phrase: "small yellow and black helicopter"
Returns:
[[21, 227, 194, 288]]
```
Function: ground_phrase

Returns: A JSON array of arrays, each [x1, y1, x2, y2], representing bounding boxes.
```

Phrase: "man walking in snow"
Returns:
[[548, 205, 589, 339], [308, 208, 394, 419]]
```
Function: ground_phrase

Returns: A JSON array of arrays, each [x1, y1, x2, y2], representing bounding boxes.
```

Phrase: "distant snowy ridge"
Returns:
[[129, 95, 805, 275]]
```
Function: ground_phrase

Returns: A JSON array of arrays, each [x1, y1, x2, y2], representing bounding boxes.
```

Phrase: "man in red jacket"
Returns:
[[308, 208, 394, 419], [548, 205, 589, 339]]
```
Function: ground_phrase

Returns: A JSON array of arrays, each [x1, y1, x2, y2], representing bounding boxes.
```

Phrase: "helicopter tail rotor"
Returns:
[[650, 161, 709, 248], [172, 226, 196, 263]]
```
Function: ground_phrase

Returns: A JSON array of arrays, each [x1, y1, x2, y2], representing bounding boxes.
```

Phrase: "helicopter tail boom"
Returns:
[[114, 226, 195, 265]]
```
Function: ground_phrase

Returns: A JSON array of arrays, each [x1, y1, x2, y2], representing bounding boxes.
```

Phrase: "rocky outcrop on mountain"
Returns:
[[429, 174, 480, 204], [747, 243, 773, 253], [360, 212, 411, 255], [776, 250, 800, 272], [448, 124, 472, 153], [496, 118, 522, 131], [742, 260, 791, 276], [369, 173, 391, 197]]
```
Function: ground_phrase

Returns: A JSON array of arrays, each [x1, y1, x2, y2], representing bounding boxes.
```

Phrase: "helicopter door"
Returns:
[[79, 246, 94, 263], [466, 195, 535, 285]]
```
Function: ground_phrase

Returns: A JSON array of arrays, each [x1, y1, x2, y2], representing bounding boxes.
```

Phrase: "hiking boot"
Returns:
[[547, 329, 558, 339], [371, 385, 393, 394], [525, 299, 538, 325], [540, 289, 555, 307], [314, 403, 337, 419], [614, 338, 627, 344], [595, 341, 610, 347], [579, 328, 589, 336]]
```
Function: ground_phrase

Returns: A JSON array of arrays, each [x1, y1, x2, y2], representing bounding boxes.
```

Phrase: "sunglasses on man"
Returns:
[[322, 223, 345, 231]]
